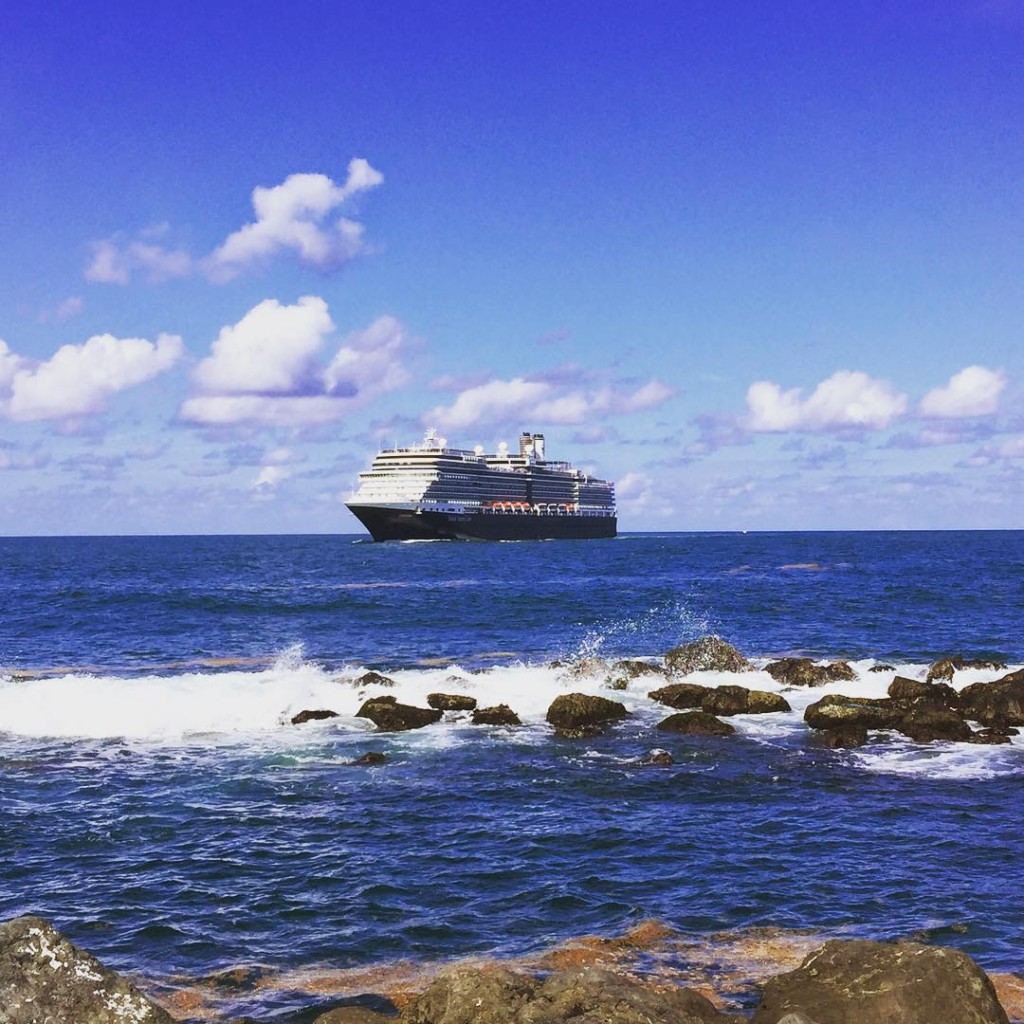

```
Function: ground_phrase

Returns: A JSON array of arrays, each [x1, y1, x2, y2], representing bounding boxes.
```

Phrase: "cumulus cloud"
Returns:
[[205, 159, 383, 281], [425, 375, 673, 433], [747, 370, 907, 432], [919, 365, 1006, 419], [180, 297, 409, 427], [0, 333, 184, 422]]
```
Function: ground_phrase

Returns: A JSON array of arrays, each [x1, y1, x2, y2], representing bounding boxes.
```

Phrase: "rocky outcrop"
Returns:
[[959, 669, 1024, 727], [656, 711, 735, 736], [896, 706, 972, 743], [648, 682, 710, 709], [750, 938, 1010, 1024], [804, 695, 903, 732], [472, 704, 522, 726], [607, 660, 668, 689], [291, 708, 340, 725], [700, 685, 791, 717], [355, 696, 443, 731], [427, 693, 478, 712], [546, 693, 629, 738], [765, 658, 855, 687], [354, 670, 396, 688], [664, 637, 752, 675], [403, 964, 742, 1024], [887, 676, 959, 709], [0, 915, 177, 1024], [927, 655, 1007, 682]]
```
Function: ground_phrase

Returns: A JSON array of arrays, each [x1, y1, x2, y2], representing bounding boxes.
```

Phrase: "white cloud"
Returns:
[[425, 375, 673, 433], [180, 298, 409, 427], [0, 333, 184, 422], [616, 470, 675, 517], [919, 365, 1006, 419], [747, 370, 907, 432], [252, 465, 290, 493], [38, 296, 85, 324], [85, 236, 192, 285], [205, 159, 383, 281]]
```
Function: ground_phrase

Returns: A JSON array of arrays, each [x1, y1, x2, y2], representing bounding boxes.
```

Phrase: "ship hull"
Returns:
[[347, 504, 616, 542]]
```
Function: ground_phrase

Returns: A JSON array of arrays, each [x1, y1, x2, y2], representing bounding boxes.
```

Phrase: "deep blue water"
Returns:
[[1, 531, 1023, 1017]]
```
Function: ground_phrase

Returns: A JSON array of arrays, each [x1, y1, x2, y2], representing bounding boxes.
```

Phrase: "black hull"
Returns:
[[347, 505, 616, 542]]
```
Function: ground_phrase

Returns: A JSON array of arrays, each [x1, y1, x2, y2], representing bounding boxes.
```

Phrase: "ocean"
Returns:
[[1, 531, 1022, 1020]]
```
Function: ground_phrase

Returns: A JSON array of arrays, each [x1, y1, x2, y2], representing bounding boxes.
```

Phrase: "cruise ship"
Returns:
[[346, 430, 617, 541]]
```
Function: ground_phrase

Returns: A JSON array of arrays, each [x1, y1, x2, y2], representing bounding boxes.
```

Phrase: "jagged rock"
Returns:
[[803, 695, 902, 732], [959, 669, 1024, 726], [472, 704, 521, 726], [639, 749, 675, 766], [427, 693, 478, 712], [765, 658, 855, 687], [354, 670, 396, 687], [664, 637, 752, 675], [817, 724, 868, 748], [546, 693, 629, 738], [927, 655, 1007, 682], [656, 711, 735, 736], [0, 915, 177, 1024], [896, 706, 972, 743], [290, 708, 340, 725], [869, 663, 895, 673], [355, 696, 442, 731], [648, 682, 710, 709], [887, 676, 959, 709], [701, 685, 791, 717], [750, 938, 1010, 1024], [349, 752, 388, 765]]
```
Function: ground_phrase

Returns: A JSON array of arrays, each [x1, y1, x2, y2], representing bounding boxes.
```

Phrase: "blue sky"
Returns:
[[1, 0, 1022, 534]]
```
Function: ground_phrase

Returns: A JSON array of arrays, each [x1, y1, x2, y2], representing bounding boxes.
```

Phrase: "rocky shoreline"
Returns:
[[2, 915, 1021, 1024]]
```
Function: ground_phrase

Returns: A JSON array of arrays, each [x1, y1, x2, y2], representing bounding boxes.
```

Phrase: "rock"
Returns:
[[648, 682, 710, 709], [967, 730, 1012, 745], [664, 636, 752, 675], [613, 659, 667, 678], [750, 938, 1010, 1024], [927, 655, 1007, 682], [701, 685, 791, 716], [817, 724, 868, 748], [313, 1007, 397, 1023], [656, 711, 735, 736], [403, 965, 538, 1024], [639, 749, 675, 766], [290, 708, 340, 725], [546, 693, 629, 738], [355, 697, 442, 731], [427, 693, 478, 712], [0, 915, 177, 1024], [960, 669, 1024, 727], [349, 752, 388, 765], [896, 706, 972, 743], [355, 670, 396, 687], [887, 676, 959, 709], [869, 663, 895, 673], [472, 704, 522, 726], [560, 658, 610, 679], [803, 695, 902, 732], [765, 658, 855, 687]]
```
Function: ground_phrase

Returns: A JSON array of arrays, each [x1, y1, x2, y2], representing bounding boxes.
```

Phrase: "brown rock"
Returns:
[[314, 1007, 395, 1024], [546, 693, 629, 738], [960, 669, 1024, 727], [804, 694, 902, 732], [648, 682, 710, 709], [896, 706, 972, 743], [765, 659, 855, 687], [355, 697, 442, 731], [656, 711, 735, 736], [472, 704, 522, 726], [355, 670, 396, 687], [887, 676, 959, 709], [403, 966, 537, 1024], [350, 752, 388, 765], [427, 693, 478, 712], [290, 708, 339, 725], [927, 655, 1007, 682], [701, 685, 791, 717], [817, 724, 868, 748], [751, 938, 1010, 1024], [664, 637, 752, 675]]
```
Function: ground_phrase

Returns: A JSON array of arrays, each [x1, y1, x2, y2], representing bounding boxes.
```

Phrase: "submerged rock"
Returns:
[[349, 752, 388, 766], [639, 749, 676, 766], [765, 658, 855, 687], [546, 693, 629, 738], [314, 1006, 397, 1023], [750, 938, 1010, 1024], [648, 682, 710, 709], [817, 724, 868, 748], [664, 637, 752, 675], [701, 685, 791, 717], [427, 693, 478, 712], [656, 711, 735, 736], [472, 704, 521, 726], [356, 696, 443, 731], [0, 915, 177, 1023], [290, 708, 340, 725]]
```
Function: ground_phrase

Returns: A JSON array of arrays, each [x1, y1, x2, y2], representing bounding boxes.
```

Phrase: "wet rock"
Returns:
[[817, 724, 868, 748], [887, 676, 959, 710], [968, 730, 1013, 745], [314, 1006, 397, 1023], [803, 694, 902, 732], [868, 663, 895, 673], [472, 704, 522, 726], [896, 706, 972, 743], [560, 657, 610, 679], [350, 751, 388, 765], [960, 669, 1024, 727], [403, 965, 538, 1024], [607, 659, 668, 691], [701, 685, 791, 717], [0, 914, 177, 1024], [664, 636, 752, 675], [656, 711, 735, 736], [355, 696, 442, 731], [355, 670, 396, 687], [765, 658, 855, 687], [648, 682, 710, 709], [639, 749, 675, 766], [927, 655, 1007, 682], [291, 708, 340, 725], [546, 693, 629, 738], [427, 693, 478, 712], [750, 938, 1010, 1024]]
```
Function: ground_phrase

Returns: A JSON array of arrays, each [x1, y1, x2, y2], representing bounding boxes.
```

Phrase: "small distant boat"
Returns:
[[347, 429, 617, 541]]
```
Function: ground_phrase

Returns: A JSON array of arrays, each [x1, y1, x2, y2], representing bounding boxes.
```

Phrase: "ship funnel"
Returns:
[[533, 433, 545, 460], [519, 431, 533, 457]]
